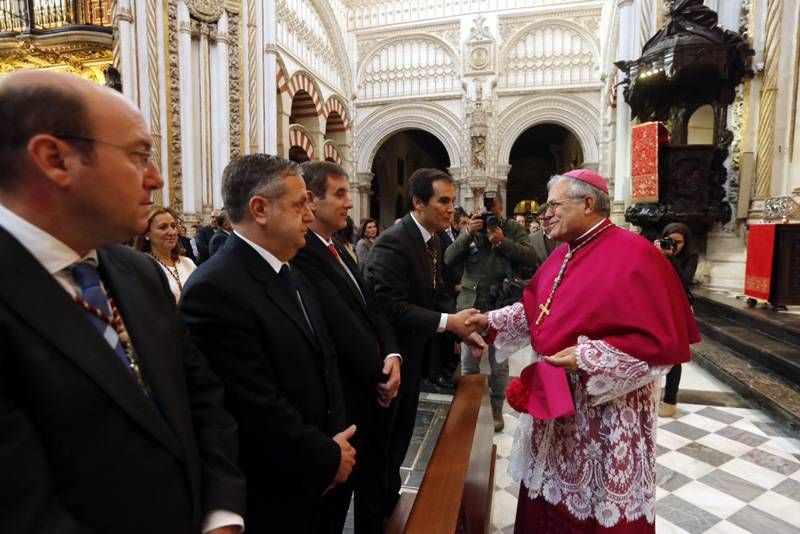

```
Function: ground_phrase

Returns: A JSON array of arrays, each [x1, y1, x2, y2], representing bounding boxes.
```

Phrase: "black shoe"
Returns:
[[431, 374, 456, 390]]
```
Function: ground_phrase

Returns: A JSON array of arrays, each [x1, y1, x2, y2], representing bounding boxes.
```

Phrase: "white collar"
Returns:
[[0, 202, 97, 273], [233, 230, 285, 274], [575, 218, 607, 241], [409, 212, 433, 243], [311, 231, 334, 247]]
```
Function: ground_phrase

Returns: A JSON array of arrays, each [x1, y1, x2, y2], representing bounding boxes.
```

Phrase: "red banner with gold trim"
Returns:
[[744, 224, 777, 301], [631, 122, 669, 203]]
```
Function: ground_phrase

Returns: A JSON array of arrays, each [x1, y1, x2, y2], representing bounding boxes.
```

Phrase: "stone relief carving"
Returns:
[[471, 134, 486, 170], [228, 11, 242, 158], [356, 22, 460, 62], [358, 37, 459, 100], [167, 0, 183, 212], [464, 15, 495, 75], [499, 9, 601, 44], [499, 20, 598, 88], [186, 0, 225, 22], [276, 0, 348, 93]]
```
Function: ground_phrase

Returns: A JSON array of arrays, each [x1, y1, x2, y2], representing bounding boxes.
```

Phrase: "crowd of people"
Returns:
[[0, 70, 699, 534]]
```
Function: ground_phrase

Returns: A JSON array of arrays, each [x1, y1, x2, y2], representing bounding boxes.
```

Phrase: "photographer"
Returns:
[[444, 193, 537, 431], [653, 222, 698, 418]]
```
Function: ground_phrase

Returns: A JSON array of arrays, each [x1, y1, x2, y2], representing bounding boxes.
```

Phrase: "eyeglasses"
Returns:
[[54, 133, 155, 170], [537, 197, 585, 216]]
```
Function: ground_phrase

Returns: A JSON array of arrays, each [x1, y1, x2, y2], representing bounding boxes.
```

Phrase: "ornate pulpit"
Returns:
[[616, 0, 754, 240]]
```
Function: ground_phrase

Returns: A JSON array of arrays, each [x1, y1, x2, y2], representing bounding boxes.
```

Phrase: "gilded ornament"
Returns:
[[186, 0, 225, 23]]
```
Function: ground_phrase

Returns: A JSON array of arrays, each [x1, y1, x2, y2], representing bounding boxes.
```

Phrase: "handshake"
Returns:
[[445, 308, 490, 357]]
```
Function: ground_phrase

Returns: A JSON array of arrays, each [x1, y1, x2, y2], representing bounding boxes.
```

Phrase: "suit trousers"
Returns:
[[461, 343, 508, 414]]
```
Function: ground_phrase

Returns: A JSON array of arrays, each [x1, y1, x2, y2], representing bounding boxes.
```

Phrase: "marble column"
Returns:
[[613, 0, 637, 218], [177, 3, 198, 213], [115, 0, 138, 104], [354, 172, 374, 221], [754, 0, 782, 200], [263, 0, 277, 154]]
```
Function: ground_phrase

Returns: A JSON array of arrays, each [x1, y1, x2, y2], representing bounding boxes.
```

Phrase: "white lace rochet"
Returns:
[[488, 305, 671, 527]]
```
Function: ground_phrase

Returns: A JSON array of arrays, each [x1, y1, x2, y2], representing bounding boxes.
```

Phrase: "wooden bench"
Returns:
[[386, 374, 497, 533]]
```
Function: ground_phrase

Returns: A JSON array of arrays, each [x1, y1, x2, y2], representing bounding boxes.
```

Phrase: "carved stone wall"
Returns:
[[498, 18, 600, 89], [357, 36, 460, 100]]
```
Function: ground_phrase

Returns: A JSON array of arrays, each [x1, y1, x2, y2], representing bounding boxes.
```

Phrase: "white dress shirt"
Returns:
[[409, 213, 449, 333]]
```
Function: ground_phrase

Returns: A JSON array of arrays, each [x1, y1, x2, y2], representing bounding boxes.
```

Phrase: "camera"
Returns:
[[659, 237, 677, 252], [481, 192, 502, 231]]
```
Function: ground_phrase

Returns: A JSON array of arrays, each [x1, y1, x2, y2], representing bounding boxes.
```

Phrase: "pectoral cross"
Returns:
[[537, 302, 550, 325]]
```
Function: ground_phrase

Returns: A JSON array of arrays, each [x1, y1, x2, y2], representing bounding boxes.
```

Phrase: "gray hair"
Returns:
[[546, 174, 611, 216], [222, 154, 301, 223]]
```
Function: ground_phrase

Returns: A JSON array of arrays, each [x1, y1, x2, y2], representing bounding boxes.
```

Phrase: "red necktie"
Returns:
[[327, 243, 341, 261]]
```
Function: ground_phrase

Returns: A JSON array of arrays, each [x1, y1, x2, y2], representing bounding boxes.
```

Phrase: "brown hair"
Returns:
[[133, 206, 185, 262]]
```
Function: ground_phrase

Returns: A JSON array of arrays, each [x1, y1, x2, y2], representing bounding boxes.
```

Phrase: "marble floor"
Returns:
[[343, 344, 800, 533]]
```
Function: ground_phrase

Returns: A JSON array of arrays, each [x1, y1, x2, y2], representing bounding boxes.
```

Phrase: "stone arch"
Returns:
[[356, 34, 461, 100], [289, 124, 316, 160], [323, 140, 343, 165], [287, 70, 323, 113], [499, 19, 600, 89], [356, 102, 463, 173], [323, 95, 351, 130], [496, 94, 600, 167]]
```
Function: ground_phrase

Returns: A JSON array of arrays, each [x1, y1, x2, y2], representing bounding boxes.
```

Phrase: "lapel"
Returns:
[[401, 214, 434, 295], [98, 248, 185, 459], [232, 235, 320, 351], [0, 229, 183, 460], [335, 241, 369, 310], [307, 233, 367, 313]]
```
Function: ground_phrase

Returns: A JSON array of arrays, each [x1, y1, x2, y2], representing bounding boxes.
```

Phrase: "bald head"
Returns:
[[0, 71, 136, 191]]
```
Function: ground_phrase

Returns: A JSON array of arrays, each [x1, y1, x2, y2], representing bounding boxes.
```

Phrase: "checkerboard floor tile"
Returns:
[[489, 356, 800, 534]]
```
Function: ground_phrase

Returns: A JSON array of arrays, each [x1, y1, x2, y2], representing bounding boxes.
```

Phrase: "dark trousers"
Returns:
[[663, 364, 682, 404], [382, 343, 428, 516]]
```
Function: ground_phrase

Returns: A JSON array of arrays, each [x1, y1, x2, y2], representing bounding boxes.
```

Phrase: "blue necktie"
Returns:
[[69, 261, 136, 377]]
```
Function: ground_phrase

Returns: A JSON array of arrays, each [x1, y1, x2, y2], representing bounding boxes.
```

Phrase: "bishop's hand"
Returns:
[[543, 346, 578, 374]]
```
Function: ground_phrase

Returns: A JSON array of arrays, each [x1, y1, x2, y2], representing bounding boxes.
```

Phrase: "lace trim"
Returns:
[[576, 336, 671, 406], [487, 302, 530, 362], [507, 338, 664, 527]]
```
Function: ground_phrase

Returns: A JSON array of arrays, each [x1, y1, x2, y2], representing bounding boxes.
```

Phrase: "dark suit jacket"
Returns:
[[365, 214, 455, 379], [0, 228, 245, 534], [195, 224, 215, 263], [178, 234, 197, 264], [291, 232, 399, 427], [208, 228, 230, 257], [180, 233, 346, 533], [437, 227, 462, 300]]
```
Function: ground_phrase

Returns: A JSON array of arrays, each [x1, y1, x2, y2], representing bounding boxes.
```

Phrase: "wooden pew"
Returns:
[[386, 374, 497, 534]]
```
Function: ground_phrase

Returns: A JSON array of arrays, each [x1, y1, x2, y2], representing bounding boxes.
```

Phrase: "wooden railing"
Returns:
[[387, 374, 497, 534], [0, 0, 111, 34]]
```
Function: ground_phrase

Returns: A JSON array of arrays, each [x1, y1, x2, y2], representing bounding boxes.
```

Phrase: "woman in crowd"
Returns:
[[654, 222, 699, 417], [134, 206, 197, 302], [355, 217, 379, 271]]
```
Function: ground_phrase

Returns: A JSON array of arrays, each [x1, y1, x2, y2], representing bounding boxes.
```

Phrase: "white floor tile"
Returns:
[[703, 520, 753, 534], [657, 429, 694, 450], [719, 458, 786, 490], [760, 440, 800, 463], [654, 515, 690, 534], [491, 489, 518, 530], [677, 362, 734, 392], [657, 450, 717, 479], [766, 436, 800, 455], [494, 458, 514, 489], [695, 432, 753, 458], [678, 413, 729, 433], [749, 491, 800, 527], [672, 480, 746, 519], [494, 433, 515, 458]]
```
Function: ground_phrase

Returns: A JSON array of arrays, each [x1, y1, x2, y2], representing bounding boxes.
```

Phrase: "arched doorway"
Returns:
[[370, 129, 450, 227], [506, 124, 583, 218]]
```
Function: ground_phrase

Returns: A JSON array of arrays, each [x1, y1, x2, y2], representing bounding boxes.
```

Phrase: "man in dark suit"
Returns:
[[180, 154, 356, 534], [292, 161, 401, 532], [0, 71, 245, 533], [426, 211, 463, 390], [194, 209, 220, 264], [208, 211, 232, 257], [364, 168, 484, 514]]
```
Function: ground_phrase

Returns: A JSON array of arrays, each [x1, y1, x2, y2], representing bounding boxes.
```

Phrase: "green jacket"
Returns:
[[443, 219, 537, 311]]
